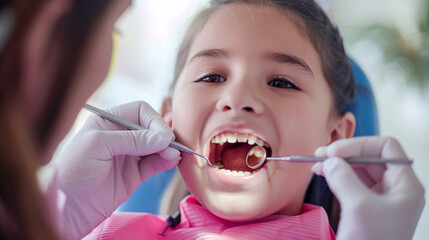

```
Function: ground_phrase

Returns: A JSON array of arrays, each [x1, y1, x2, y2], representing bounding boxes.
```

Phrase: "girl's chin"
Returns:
[[204, 200, 272, 222], [196, 190, 276, 222], [179, 156, 291, 221]]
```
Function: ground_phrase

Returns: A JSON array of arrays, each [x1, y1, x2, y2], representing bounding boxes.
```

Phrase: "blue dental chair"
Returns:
[[117, 58, 380, 215], [347, 58, 379, 136]]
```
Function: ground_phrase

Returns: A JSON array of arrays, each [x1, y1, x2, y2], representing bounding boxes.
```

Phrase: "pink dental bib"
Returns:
[[84, 195, 335, 240]]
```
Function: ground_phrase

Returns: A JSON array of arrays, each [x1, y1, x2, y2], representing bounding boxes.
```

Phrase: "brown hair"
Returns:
[[162, 0, 355, 231], [0, 0, 112, 239]]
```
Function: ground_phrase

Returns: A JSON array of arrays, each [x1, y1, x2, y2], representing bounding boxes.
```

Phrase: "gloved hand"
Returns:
[[53, 101, 181, 239], [312, 136, 425, 240]]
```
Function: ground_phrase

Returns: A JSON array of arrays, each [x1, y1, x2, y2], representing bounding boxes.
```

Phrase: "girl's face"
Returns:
[[164, 3, 353, 221]]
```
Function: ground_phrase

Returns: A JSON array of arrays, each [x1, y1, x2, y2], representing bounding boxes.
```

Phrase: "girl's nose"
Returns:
[[215, 80, 264, 115]]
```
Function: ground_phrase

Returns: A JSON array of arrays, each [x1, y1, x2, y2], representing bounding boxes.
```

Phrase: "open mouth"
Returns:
[[208, 133, 272, 173]]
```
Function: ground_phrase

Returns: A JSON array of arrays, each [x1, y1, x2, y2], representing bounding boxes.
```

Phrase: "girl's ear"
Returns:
[[160, 98, 173, 127], [329, 112, 356, 143]]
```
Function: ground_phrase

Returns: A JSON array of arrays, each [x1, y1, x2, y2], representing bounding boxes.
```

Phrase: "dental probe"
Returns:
[[246, 146, 413, 170], [83, 104, 211, 166]]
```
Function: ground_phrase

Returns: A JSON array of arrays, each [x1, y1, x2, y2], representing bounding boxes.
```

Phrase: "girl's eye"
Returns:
[[267, 78, 300, 90], [196, 74, 226, 83]]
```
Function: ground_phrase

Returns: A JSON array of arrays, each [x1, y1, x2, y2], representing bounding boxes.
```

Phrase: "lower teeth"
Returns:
[[212, 162, 254, 176], [218, 168, 252, 176], [212, 162, 224, 168]]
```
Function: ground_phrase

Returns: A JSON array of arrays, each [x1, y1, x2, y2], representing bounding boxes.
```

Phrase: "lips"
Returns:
[[208, 132, 271, 172]]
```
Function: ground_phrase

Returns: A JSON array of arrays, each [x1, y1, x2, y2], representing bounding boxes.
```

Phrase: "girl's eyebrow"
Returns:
[[188, 48, 229, 63], [264, 52, 314, 77], [188, 48, 314, 77]]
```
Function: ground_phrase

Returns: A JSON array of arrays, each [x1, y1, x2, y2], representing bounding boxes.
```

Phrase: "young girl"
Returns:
[[59, 0, 423, 239], [79, 0, 341, 238], [159, 0, 356, 229]]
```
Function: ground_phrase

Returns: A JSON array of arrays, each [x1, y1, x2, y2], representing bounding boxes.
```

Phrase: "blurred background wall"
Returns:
[[331, 1, 429, 239], [64, 0, 429, 239]]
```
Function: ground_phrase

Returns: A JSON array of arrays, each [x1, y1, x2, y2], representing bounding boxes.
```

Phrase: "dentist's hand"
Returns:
[[312, 137, 425, 240], [54, 101, 181, 239]]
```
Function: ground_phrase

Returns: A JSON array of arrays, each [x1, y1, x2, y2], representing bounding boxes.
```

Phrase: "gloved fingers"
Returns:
[[84, 102, 174, 138], [312, 157, 371, 202], [382, 165, 425, 235], [383, 163, 425, 198], [84, 113, 125, 131], [138, 153, 181, 182], [95, 128, 173, 158], [352, 167, 378, 189], [159, 147, 181, 161], [314, 139, 425, 240], [107, 101, 174, 136], [317, 136, 407, 159], [315, 141, 424, 197], [350, 167, 384, 193], [351, 164, 386, 189], [315, 137, 399, 188]]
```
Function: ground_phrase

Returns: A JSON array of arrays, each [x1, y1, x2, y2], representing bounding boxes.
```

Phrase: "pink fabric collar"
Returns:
[[167, 195, 335, 240], [83, 195, 335, 239]]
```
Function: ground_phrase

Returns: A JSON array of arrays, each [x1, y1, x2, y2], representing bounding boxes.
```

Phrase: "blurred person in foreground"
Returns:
[[0, 0, 180, 239]]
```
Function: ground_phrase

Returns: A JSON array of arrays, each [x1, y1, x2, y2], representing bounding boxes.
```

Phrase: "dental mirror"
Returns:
[[245, 145, 413, 169], [246, 146, 267, 169]]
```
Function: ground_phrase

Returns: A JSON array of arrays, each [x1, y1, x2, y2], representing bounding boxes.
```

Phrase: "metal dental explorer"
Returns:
[[83, 104, 211, 166], [246, 146, 413, 170]]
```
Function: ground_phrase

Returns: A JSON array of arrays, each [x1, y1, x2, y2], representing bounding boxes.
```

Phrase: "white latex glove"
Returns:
[[54, 101, 181, 239], [311, 136, 425, 240]]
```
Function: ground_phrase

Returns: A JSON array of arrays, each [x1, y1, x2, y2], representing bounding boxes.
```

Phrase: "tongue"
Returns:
[[221, 144, 254, 172]]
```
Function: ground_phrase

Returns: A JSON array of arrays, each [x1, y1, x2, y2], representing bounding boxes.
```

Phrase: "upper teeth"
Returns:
[[249, 148, 264, 158], [211, 133, 266, 147]]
